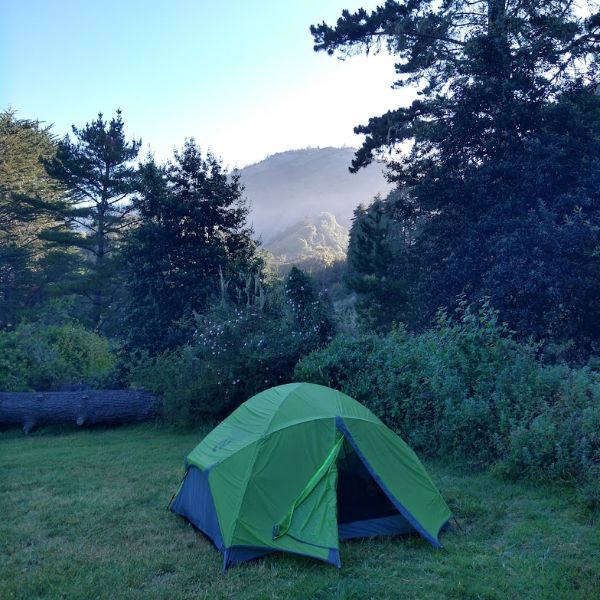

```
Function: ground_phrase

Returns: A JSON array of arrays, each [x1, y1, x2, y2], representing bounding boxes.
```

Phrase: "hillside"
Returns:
[[265, 212, 348, 267], [239, 147, 391, 247]]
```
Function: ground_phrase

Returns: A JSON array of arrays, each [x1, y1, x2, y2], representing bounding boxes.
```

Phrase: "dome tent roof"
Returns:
[[170, 383, 452, 569]]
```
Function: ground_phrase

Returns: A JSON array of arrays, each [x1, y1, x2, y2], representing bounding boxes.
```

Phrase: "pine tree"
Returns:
[[123, 141, 261, 350], [313, 2, 600, 351], [346, 195, 412, 332], [0, 111, 69, 328], [44, 110, 141, 328]]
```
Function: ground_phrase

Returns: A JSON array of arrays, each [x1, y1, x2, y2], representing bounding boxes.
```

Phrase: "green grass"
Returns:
[[0, 425, 598, 600]]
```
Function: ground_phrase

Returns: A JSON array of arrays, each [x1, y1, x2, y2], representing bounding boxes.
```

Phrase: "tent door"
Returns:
[[271, 432, 343, 554], [336, 420, 416, 540]]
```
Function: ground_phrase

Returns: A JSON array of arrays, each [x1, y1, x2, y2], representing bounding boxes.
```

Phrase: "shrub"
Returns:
[[295, 301, 600, 489], [0, 323, 118, 391], [0, 334, 29, 391], [128, 307, 304, 424], [505, 366, 600, 485], [129, 270, 335, 424]]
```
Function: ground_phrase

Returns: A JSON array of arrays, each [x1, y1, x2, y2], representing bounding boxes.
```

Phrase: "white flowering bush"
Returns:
[[129, 268, 335, 423]]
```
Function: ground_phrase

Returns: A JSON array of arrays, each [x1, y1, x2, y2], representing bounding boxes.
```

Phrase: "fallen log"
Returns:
[[0, 389, 158, 434]]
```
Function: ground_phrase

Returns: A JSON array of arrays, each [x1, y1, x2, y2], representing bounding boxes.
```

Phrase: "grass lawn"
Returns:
[[0, 424, 598, 600]]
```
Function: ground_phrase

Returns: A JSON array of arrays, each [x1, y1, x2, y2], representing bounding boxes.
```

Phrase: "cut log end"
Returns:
[[23, 420, 36, 435]]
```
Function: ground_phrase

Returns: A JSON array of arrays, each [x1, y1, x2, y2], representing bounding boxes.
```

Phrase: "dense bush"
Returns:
[[129, 269, 336, 424], [0, 323, 118, 391], [128, 307, 302, 424], [505, 365, 600, 508], [294, 302, 599, 492]]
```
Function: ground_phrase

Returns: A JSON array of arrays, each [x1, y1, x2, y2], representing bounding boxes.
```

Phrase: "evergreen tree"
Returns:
[[346, 193, 413, 332], [44, 111, 141, 328], [123, 141, 260, 350], [0, 111, 70, 328], [313, 2, 600, 352], [313, 2, 599, 172]]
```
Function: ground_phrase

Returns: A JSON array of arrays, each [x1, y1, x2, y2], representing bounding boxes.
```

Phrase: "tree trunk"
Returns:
[[0, 389, 158, 434]]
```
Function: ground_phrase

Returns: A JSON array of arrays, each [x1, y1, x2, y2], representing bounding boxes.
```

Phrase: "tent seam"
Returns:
[[193, 415, 380, 472]]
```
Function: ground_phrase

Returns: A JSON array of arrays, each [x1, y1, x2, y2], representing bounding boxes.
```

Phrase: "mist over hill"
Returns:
[[239, 147, 391, 247], [265, 212, 349, 267]]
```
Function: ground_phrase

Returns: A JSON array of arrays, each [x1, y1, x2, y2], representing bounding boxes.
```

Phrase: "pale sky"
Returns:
[[1, 0, 410, 168]]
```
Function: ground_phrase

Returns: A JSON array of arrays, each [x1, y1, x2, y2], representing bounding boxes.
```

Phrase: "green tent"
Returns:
[[170, 382, 452, 569]]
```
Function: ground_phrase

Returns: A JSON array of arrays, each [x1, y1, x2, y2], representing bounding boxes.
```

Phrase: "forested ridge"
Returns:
[[1, 1, 599, 502]]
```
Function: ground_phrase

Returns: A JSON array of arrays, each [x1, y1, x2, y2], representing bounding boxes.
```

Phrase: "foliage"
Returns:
[[0, 322, 118, 391], [312, 2, 600, 353], [129, 269, 335, 424], [295, 301, 600, 489], [44, 110, 141, 328], [505, 365, 600, 508], [285, 266, 336, 348], [312, 1, 599, 172], [123, 142, 261, 351], [0, 111, 70, 329], [346, 191, 414, 332], [412, 92, 600, 355], [128, 307, 299, 424], [265, 212, 349, 270]]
